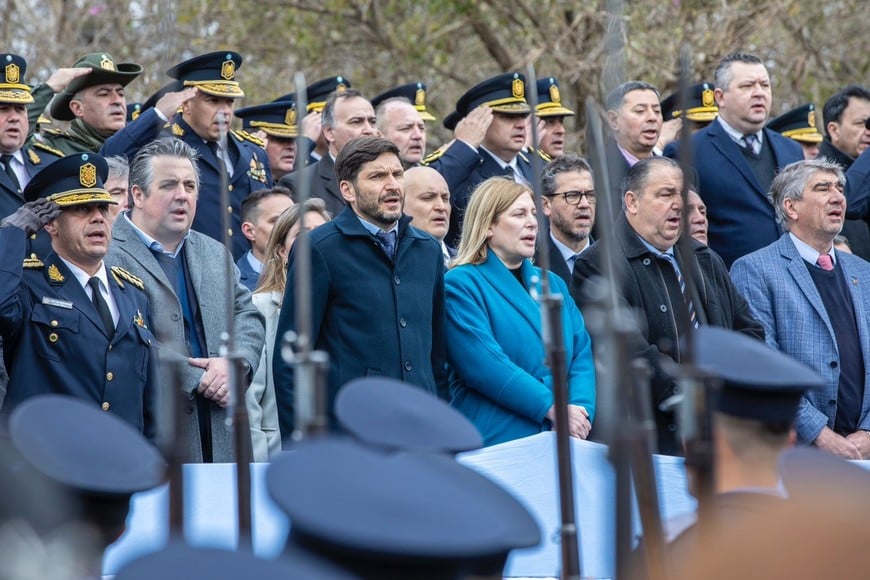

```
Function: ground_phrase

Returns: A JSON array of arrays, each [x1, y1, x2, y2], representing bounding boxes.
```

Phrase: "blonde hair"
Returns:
[[255, 198, 331, 294], [451, 177, 531, 267]]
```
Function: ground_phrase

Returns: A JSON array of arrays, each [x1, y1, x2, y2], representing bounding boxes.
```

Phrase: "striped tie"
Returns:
[[662, 254, 699, 329]]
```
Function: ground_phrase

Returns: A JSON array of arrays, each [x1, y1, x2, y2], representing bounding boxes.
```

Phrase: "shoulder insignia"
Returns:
[[233, 130, 265, 148], [111, 266, 145, 291], [27, 148, 41, 164], [31, 141, 65, 159], [518, 151, 530, 164], [133, 309, 148, 329], [423, 145, 449, 165], [171, 123, 185, 137], [47, 263, 64, 282], [42, 127, 67, 137], [533, 147, 552, 162], [23, 253, 44, 269]]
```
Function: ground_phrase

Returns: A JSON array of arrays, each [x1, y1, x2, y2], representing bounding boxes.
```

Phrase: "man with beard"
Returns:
[[273, 137, 447, 440], [571, 157, 763, 455], [538, 154, 595, 283], [0, 153, 157, 438], [665, 53, 803, 267]]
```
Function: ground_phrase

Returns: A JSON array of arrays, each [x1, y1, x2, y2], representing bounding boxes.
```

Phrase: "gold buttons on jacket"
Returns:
[[106, 372, 114, 381], [48, 333, 58, 342], [101, 402, 110, 411], [50, 320, 59, 327]]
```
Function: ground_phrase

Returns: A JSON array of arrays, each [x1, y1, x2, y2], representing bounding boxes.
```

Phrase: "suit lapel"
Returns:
[[45, 256, 107, 337], [318, 156, 344, 208], [108, 274, 135, 342], [841, 255, 870, 366], [707, 122, 763, 194], [780, 237, 836, 340], [112, 216, 177, 296]]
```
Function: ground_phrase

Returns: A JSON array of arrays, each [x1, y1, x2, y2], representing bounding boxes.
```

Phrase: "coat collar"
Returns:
[[475, 251, 542, 337], [777, 233, 835, 337], [332, 206, 419, 240]]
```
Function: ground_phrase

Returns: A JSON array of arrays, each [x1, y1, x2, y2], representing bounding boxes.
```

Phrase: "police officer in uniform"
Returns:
[[0, 153, 158, 439], [234, 100, 300, 181], [162, 51, 272, 259], [0, 53, 63, 220], [767, 103, 824, 160]]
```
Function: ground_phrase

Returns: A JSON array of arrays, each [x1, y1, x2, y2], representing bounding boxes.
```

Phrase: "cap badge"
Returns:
[[415, 88, 426, 107], [99, 55, 115, 71], [5, 63, 19, 84], [221, 59, 235, 80], [285, 108, 297, 126], [702, 87, 715, 108], [549, 84, 561, 104], [512, 78, 524, 99], [80, 163, 97, 188], [808, 110, 816, 128]]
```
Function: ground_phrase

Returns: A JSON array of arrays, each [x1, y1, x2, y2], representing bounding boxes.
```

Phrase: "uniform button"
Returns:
[[228, 185, 234, 192], [643, 258, 651, 266], [227, 205, 233, 213], [50, 320, 59, 327], [659, 304, 667, 312], [394, 276, 401, 285], [227, 229, 233, 236], [400, 317, 407, 328], [830, 361, 838, 368], [30, 233, 36, 240], [106, 372, 114, 381], [404, 361, 413, 371], [108, 344, 112, 351], [101, 402, 110, 411], [171, 313, 181, 321], [48, 333, 58, 343]]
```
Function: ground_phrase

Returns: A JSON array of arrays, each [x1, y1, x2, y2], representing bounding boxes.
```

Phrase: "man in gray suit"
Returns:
[[731, 158, 870, 460], [107, 138, 264, 462]]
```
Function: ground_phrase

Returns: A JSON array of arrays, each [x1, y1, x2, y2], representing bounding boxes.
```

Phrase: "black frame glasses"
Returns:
[[545, 190, 596, 205]]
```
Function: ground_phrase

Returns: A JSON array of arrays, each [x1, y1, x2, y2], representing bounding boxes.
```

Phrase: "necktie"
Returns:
[[1, 154, 21, 192], [376, 230, 397, 260], [88, 277, 115, 339], [741, 134, 759, 154], [208, 141, 230, 178], [817, 253, 834, 271], [661, 254, 699, 329]]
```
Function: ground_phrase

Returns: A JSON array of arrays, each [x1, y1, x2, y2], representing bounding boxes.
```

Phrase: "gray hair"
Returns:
[[714, 53, 764, 91], [605, 80, 660, 111], [542, 153, 593, 197], [129, 137, 200, 199], [322, 88, 364, 130], [375, 97, 413, 133], [770, 159, 845, 229], [105, 156, 129, 182]]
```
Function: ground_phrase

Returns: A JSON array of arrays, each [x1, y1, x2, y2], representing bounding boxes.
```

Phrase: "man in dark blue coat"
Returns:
[[0, 153, 157, 438], [273, 137, 447, 440], [665, 52, 803, 268], [427, 73, 534, 247]]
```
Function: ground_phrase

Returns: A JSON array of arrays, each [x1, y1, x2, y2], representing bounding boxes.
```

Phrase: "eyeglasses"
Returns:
[[546, 190, 596, 205]]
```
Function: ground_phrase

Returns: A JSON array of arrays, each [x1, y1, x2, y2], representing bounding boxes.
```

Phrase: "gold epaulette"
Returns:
[[23, 253, 44, 269], [233, 129, 265, 148], [532, 147, 552, 162], [31, 141, 65, 158], [170, 123, 184, 137], [111, 266, 145, 290], [42, 127, 68, 138], [423, 144, 450, 165]]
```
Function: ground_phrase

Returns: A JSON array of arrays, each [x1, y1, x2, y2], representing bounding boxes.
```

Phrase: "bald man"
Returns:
[[403, 166, 452, 263]]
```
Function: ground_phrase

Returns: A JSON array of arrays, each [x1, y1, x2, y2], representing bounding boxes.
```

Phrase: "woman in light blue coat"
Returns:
[[446, 177, 596, 446]]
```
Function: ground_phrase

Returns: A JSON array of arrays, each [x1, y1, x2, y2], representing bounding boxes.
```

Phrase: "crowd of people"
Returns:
[[0, 45, 869, 576]]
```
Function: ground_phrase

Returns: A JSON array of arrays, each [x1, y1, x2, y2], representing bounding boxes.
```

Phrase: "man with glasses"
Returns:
[[538, 154, 596, 283]]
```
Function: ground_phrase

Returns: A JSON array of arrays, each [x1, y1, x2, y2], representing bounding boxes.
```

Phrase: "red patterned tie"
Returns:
[[817, 254, 834, 271]]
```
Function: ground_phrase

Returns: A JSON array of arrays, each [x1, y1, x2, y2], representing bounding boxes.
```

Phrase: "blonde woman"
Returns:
[[446, 177, 596, 446], [247, 199, 330, 459]]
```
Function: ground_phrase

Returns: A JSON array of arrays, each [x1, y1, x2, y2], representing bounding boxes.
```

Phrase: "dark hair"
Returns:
[[605, 80, 660, 111], [714, 53, 764, 90], [322, 88, 365, 129], [822, 85, 870, 137], [240, 186, 293, 224], [621, 156, 682, 197], [334, 136, 400, 184], [542, 153, 593, 197]]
